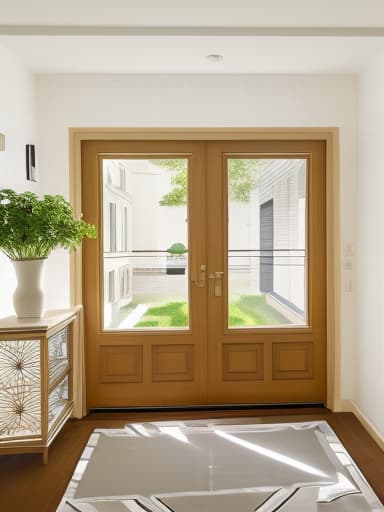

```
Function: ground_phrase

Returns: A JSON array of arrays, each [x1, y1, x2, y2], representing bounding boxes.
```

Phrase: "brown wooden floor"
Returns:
[[0, 408, 383, 512]]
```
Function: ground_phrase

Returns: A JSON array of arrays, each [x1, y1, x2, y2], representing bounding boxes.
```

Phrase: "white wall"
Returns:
[[357, 49, 384, 437], [36, 73, 358, 401], [0, 43, 38, 317]]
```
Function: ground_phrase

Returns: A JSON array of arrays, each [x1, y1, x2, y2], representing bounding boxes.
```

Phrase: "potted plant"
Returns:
[[166, 242, 188, 275], [0, 189, 96, 318]]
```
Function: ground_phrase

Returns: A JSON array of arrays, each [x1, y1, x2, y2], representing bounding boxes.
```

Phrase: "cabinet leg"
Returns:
[[42, 448, 48, 464]]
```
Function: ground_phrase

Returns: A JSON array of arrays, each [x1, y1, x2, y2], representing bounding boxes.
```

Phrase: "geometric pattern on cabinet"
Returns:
[[152, 344, 193, 382], [222, 343, 264, 381], [272, 342, 314, 380], [48, 328, 69, 385], [48, 375, 69, 429], [0, 339, 41, 437], [100, 345, 143, 383], [0, 310, 77, 463]]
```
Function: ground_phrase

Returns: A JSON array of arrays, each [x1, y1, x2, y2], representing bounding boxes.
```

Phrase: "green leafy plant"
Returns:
[[0, 189, 96, 260], [166, 242, 188, 255]]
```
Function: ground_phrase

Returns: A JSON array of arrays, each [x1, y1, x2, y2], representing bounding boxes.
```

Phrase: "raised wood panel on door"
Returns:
[[222, 343, 264, 381], [272, 342, 314, 380], [100, 345, 143, 383], [152, 344, 194, 382]]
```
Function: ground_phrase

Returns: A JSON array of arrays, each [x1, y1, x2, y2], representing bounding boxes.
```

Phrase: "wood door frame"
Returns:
[[69, 127, 341, 410]]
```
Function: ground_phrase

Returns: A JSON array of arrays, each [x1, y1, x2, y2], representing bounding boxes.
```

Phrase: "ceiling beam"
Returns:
[[1, 26, 384, 37]]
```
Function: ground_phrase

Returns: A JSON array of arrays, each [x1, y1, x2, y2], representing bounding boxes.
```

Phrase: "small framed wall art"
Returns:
[[26, 144, 37, 182]]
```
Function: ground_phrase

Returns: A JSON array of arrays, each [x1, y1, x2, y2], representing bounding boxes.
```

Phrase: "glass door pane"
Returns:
[[102, 158, 189, 330], [227, 158, 307, 328]]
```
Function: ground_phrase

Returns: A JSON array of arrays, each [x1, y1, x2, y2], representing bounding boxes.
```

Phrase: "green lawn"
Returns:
[[130, 294, 289, 328], [229, 294, 288, 326], [135, 301, 188, 328]]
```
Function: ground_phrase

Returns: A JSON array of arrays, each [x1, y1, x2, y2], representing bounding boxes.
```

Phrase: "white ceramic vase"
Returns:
[[12, 259, 46, 318]]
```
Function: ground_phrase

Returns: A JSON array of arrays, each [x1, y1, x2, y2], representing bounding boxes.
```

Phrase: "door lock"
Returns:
[[196, 264, 206, 287], [208, 271, 224, 296]]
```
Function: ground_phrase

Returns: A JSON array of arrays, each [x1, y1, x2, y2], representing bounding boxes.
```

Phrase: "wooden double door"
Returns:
[[82, 139, 326, 409]]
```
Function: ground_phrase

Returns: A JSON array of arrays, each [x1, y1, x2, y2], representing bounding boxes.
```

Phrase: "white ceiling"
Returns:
[[1, 0, 384, 74], [1, 35, 384, 74]]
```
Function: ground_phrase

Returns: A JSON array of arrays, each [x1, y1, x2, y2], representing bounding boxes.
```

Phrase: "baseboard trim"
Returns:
[[344, 399, 384, 451]]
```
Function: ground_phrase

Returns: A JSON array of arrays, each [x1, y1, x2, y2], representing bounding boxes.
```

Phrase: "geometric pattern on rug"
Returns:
[[57, 420, 384, 512]]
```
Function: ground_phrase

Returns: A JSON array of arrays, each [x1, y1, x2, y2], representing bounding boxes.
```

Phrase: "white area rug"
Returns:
[[57, 419, 384, 512]]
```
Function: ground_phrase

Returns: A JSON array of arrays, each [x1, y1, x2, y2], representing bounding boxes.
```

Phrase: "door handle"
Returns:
[[208, 271, 224, 296]]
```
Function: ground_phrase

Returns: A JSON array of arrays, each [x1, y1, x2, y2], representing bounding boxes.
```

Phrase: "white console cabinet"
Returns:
[[0, 310, 77, 463]]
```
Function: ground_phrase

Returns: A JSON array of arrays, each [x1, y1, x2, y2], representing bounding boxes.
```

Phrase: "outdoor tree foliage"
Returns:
[[155, 158, 262, 206], [227, 159, 261, 203], [154, 159, 188, 206]]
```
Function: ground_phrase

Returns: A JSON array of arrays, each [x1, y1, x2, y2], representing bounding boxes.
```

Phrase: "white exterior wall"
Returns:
[[357, 48, 384, 437], [130, 162, 187, 254], [103, 160, 133, 327], [259, 159, 307, 313], [0, 43, 38, 317], [35, 73, 358, 402]]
